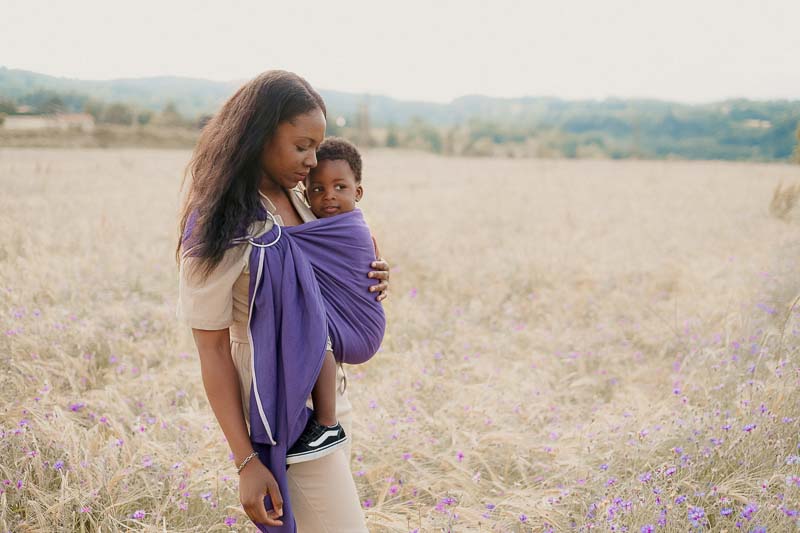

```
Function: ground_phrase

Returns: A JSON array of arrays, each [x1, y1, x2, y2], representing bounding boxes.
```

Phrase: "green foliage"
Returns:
[[795, 122, 800, 163], [156, 102, 186, 127], [102, 103, 134, 125], [385, 124, 399, 148], [17, 88, 87, 114], [137, 110, 153, 126], [405, 117, 443, 153], [83, 99, 105, 120], [0, 98, 16, 114], [1, 67, 798, 161]]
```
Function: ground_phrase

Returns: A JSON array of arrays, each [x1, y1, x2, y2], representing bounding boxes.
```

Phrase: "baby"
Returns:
[[285, 137, 372, 464]]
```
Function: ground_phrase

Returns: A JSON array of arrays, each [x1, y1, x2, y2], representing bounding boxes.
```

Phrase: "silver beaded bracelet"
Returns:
[[236, 451, 258, 474]]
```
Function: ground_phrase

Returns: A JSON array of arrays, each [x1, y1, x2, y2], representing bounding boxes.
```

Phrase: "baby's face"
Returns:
[[305, 159, 363, 218]]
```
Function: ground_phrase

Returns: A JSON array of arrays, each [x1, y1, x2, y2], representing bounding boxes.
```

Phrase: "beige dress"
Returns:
[[177, 187, 366, 532]]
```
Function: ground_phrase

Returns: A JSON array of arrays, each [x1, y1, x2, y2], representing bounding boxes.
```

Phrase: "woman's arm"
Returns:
[[192, 328, 284, 527]]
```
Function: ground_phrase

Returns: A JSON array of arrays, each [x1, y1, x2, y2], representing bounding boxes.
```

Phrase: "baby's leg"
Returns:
[[311, 350, 337, 427]]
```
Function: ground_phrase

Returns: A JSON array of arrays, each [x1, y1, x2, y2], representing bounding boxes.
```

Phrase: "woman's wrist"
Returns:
[[232, 444, 257, 467], [236, 450, 259, 474]]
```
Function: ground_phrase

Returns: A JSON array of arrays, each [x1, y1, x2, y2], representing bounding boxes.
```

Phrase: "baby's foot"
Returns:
[[286, 417, 348, 464]]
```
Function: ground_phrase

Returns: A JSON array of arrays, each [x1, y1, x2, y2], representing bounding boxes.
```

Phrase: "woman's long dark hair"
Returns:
[[176, 70, 326, 277]]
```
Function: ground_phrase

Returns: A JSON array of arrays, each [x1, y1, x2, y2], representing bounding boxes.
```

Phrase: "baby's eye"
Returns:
[[335, 184, 347, 190]]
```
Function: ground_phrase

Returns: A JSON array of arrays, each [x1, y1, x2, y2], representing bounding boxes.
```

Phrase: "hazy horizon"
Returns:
[[5, 64, 800, 107], [3, 0, 800, 104]]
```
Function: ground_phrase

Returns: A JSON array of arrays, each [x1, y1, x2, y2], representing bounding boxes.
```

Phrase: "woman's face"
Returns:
[[260, 108, 326, 190]]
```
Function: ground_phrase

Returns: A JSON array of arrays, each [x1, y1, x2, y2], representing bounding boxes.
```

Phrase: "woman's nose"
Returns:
[[305, 151, 317, 168]]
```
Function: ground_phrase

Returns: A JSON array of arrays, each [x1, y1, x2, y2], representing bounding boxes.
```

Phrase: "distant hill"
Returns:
[[0, 67, 464, 123], [0, 67, 239, 117], [1, 67, 799, 161]]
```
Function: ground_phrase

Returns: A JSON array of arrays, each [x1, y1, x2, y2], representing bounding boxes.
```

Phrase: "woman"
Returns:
[[176, 70, 389, 532]]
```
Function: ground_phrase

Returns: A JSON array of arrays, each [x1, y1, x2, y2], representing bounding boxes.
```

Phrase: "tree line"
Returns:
[[0, 89, 200, 128], [1, 83, 798, 162]]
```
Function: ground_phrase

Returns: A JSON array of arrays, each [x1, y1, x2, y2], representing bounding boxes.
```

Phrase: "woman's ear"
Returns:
[[355, 185, 364, 202]]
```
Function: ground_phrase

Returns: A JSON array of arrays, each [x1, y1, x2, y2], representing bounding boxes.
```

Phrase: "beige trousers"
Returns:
[[230, 334, 367, 532]]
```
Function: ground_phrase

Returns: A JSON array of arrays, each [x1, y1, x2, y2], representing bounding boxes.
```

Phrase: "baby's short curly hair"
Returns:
[[314, 137, 362, 183]]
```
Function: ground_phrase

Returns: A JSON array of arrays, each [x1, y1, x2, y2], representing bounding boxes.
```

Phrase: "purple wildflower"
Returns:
[[131, 510, 146, 520], [658, 507, 667, 527], [519, 514, 528, 523], [721, 507, 733, 516], [53, 460, 64, 471], [688, 506, 705, 528], [740, 502, 758, 520], [224, 516, 236, 526]]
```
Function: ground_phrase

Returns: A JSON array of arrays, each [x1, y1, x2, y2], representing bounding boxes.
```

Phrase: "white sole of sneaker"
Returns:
[[285, 435, 350, 465]]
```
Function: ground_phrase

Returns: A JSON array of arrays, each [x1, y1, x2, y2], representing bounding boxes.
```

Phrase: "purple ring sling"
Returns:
[[240, 208, 385, 532]]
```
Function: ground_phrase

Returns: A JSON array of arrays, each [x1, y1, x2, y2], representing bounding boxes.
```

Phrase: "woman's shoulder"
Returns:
[[177, 240, 250, 330]]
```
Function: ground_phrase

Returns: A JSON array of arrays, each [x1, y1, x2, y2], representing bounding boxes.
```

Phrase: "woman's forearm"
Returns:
[[192, 329, 254, 466]]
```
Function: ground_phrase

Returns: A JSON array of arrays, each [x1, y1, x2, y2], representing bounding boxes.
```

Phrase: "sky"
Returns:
[[2, 0, 799, 103]]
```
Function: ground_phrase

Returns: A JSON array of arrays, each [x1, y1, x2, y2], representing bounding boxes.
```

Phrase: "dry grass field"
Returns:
[[1, 148, 800, 532]]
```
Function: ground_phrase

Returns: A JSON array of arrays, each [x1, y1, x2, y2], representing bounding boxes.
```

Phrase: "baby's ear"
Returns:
[[355, 184, 364, 202]]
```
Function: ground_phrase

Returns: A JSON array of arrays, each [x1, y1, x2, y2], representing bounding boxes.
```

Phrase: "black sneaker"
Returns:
[[286, 417, 348, 464]]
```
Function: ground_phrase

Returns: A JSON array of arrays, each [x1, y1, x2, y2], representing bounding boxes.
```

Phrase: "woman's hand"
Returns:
[[239, 456, 284, 527], [369, 236, 389, 302]]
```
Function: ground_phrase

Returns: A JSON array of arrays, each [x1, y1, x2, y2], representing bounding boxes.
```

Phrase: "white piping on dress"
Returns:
[[245, 211, 281, 446]]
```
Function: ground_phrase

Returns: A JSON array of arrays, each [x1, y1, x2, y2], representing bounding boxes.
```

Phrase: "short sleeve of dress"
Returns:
[[176, 243, 248, 330]]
